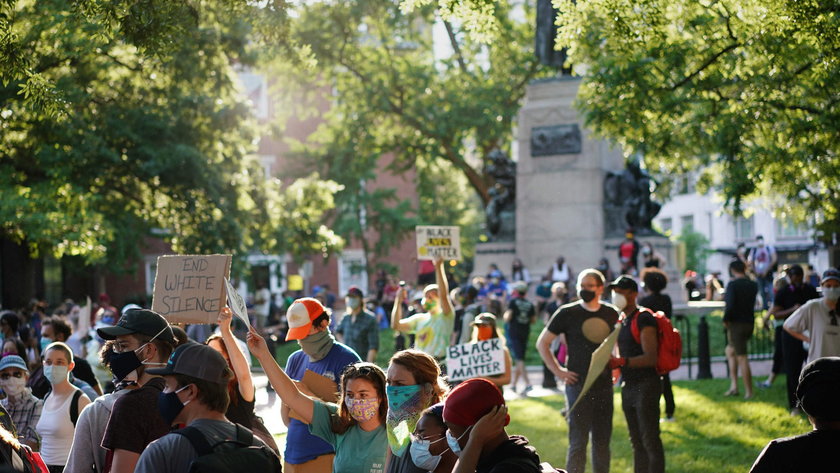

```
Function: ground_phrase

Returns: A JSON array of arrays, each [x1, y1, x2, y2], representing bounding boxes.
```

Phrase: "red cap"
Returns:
[[443, 378, 509, 427], [285, 298, 327, 341]]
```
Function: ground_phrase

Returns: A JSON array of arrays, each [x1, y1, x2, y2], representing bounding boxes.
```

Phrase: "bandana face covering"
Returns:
[[386, 384, 427, 457], [298, 330, 336, 362]]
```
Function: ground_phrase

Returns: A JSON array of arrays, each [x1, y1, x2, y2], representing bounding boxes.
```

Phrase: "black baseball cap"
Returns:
[[146, 342, 230, 385], [608, 275, 639, 292], [96, 308, 176, 344]]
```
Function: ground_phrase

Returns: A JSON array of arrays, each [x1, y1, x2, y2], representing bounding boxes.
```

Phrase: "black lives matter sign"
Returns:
[[152, 255, 231, 324], [446, 339, 506, 382], [416, 225, 461, 261]]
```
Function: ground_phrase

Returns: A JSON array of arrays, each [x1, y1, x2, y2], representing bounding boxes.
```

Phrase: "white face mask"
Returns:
[[445, 425, 472, 457], [0, 375, 26, 397], [823, 286, 840, 302], [612, 293, 628, 312], [410, 436, 448, 470]]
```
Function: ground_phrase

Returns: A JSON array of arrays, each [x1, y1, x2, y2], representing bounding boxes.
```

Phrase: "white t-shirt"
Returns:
[[749, 245, 776, 275], [784, 298, 840, 365], [254, 288, 271, 318]]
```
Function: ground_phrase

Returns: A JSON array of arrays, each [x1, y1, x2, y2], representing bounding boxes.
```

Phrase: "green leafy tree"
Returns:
[[273, 0, 550, 206], [552, 0, 840, 238], [678, 228, 711, 274], [0, 0, 339, 270]]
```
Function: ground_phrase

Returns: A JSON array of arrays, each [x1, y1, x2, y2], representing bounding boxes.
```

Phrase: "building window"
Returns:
[[776, 217, 807, 239], [680, 215, 694, 233], [658, 217, 673, 235], [735, 216, 754, 241]]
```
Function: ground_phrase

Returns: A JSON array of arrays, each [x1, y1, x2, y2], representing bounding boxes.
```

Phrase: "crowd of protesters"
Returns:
[[0, 238, 837, 473]]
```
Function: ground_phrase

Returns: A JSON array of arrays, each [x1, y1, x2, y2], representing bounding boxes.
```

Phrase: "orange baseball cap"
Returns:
[[285, 298, 327, 341]]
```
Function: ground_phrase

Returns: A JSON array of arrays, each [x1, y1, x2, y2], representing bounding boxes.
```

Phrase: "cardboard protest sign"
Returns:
[[289, 370, 339, 422], [152, 255, 232, 324], [416, 225, 461, 261], [224, 278, 250, 328], [446, 339, 506, 381], [567, 323, 620, 417]]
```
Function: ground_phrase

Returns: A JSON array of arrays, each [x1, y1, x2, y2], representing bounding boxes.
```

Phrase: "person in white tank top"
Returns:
[[36, 341, 91, 472]]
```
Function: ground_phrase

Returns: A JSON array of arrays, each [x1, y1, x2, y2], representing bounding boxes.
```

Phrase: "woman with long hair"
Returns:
[[206, 308, 278, 452], [248, 328, 387, 473], [385, 349, 449, 473], [469, 313, 512, 388]]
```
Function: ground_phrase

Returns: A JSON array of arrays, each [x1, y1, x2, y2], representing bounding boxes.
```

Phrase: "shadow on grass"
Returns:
[[505, 378, 810, 473]]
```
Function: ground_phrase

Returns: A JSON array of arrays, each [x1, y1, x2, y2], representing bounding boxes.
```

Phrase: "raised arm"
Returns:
[[246, 327, 315, 423], [219, 307, 255, 402], [391, 288, 412, 333], [435, 257, 453, 316]]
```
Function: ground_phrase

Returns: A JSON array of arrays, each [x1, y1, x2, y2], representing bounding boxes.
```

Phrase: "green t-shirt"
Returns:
[[403, 310, 454, 359], [308, 401, 387, 473]]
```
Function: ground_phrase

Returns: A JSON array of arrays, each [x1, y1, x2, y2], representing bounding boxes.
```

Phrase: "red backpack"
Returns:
[[627, 307, 682, 375]]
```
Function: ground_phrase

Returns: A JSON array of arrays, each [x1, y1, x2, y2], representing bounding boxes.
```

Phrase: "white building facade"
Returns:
[[654, 185, 831, 278]]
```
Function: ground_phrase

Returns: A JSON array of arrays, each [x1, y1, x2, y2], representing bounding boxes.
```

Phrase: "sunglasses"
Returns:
[[0, 372, 24, 380]]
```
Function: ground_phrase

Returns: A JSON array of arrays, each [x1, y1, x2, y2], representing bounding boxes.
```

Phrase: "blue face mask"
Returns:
[[40, 337, 53, 353], [445, 425, 472, 457]]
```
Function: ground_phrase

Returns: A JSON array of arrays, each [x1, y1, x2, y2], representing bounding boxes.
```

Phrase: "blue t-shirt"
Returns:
[[284, 342, 361, 464]]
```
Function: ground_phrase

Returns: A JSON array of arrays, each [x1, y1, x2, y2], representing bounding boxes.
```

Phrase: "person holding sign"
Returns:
[[391, 258, 454, 366], [607, 276, 665, 473], [470, 314, 512, 388], [536, 269, 619, 473], [248, 327, 388, 473], [265, 298, 361, 472]]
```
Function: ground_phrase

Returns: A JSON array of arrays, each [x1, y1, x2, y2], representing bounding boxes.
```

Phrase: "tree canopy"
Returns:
[[553, 0, 840, 237], [0, 0, 341, 268]]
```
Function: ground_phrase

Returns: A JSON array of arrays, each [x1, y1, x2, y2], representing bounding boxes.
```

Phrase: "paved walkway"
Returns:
[[252, 358, 775, 439]]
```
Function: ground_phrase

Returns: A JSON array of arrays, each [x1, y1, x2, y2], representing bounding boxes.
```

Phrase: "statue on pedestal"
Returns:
[[535, 0, 569, 71], [485, 149, 516, 242], [604, 158, 662, 237]]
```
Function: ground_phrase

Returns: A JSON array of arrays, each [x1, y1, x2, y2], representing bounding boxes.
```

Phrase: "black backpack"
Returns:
[[174, 423, 282, 473]]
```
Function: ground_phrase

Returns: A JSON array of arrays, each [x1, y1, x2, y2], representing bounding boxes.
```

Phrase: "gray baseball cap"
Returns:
[[146, 342, 229, 385]]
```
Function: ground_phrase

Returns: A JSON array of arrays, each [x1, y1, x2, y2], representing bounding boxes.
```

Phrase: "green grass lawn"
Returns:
[[508, 378, 807, 473], [267, 323, 804, 472]]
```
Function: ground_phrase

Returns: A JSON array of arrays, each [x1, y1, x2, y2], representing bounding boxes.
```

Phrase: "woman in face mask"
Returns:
[[36, 342, 91, 473], [248, 329, 388, 473], [469, 314, 512, 388], [385, 349, 449, 473], [410, 404, 456, 473], [206, 308, 279, 454]]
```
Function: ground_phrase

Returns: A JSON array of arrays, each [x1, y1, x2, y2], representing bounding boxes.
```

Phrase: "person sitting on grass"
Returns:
[[750, 356, 840, 472]]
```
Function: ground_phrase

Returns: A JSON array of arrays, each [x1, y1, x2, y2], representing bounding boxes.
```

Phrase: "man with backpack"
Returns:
[[608, 276, 665, 473], [135, 342, 281, 473]]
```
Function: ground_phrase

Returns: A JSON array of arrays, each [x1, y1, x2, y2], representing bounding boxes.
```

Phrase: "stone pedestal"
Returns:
[[604, 236, 686, 304], [515, 77, 623, 280], [473, 241, 516, 281]]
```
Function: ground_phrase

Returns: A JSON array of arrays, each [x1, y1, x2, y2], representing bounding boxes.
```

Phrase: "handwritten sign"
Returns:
[[416, 225, 461, 261], [446, 339, 506, 381], [224, 278, 250, 328], [152, 255, 232, 324]]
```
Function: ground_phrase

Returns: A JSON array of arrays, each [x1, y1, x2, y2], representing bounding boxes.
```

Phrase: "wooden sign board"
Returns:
[[446, 339, 506, 382], [416, 225, 461, 261], [152, 255, 232, 324]]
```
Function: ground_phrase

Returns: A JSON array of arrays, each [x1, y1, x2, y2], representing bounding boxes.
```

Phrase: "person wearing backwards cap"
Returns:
[[271, 297, 360, 472], [135, 342, 280, 473], [96, 308, 176, 473], [442, 378, 542, 473], [607, 275, 665, 473], [392, 257, 455, 365], [750, 356, 840, 472], [784, 268, 840, 365], [336, 286, 380, 362]]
